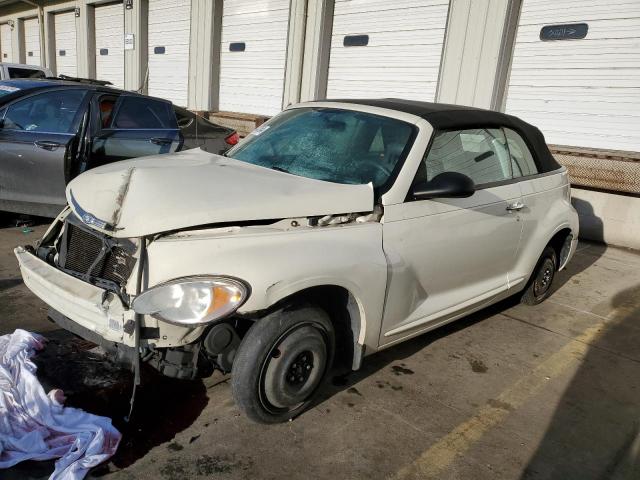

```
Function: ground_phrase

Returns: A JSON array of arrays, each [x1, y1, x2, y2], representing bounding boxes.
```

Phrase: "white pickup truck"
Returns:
[[0, 62, 52, 80]]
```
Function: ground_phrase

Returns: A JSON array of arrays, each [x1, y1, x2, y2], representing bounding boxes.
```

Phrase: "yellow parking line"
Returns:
[[391, 319, 608, 479]]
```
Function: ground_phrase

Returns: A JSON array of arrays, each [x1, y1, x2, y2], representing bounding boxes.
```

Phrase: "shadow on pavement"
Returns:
[[322, 295, 521, 397], [318, 235, 605, 415], [572, 194, 605, 244], [520, 283, 640, 480], [0, 277, 23, 292]]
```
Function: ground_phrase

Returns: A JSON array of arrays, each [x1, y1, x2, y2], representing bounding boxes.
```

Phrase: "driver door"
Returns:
[[380, 127, 524, 344], [0, 89, 89, 216]]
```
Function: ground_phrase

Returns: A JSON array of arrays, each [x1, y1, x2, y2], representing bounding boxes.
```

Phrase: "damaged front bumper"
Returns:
[[16, 246, 211, 380], [15, 246, 133, 346]]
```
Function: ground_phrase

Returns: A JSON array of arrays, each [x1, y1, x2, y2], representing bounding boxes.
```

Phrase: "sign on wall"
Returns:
[[540, 23, 588, 41], [124, 33, 135, 50]]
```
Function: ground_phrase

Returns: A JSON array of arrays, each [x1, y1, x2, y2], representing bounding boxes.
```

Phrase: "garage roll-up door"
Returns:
[[148, 0, 191, 106], [219, 0, 290, 116], [326, 0, 449, 101], [54, 11, 77, 77], [24, 18, 41, 66], [1, 24, 12, 62], [95, 2, 124, 89], [505, 0, 640, 152]]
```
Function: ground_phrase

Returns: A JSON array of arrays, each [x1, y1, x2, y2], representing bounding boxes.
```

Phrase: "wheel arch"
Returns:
[[547, 226, 573, 269], [256, 283, 368, 371], [515, 222, 576, 292]]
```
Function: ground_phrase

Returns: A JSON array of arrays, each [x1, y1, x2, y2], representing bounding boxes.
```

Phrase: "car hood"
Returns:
[[66, 148, 374, 238]]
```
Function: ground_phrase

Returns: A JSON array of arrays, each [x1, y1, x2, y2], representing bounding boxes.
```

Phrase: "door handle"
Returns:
[[506, 201, 525, 212], [150, 137, 173, 146], [34, 140, 63, 151]]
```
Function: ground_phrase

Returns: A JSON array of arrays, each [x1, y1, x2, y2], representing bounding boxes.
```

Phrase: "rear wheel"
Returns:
[[231, 305, 335, 423], [521, 246, 557, 305]]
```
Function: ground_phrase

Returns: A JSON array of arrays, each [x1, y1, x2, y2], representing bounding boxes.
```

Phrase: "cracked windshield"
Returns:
[[227, 108, 416, 189]]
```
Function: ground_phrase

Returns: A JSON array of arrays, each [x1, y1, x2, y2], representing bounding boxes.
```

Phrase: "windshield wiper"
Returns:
[[271, 166, 291, 174]]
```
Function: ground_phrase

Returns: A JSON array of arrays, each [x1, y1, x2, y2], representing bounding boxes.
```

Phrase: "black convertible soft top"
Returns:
[[327, 98, 562, 174]]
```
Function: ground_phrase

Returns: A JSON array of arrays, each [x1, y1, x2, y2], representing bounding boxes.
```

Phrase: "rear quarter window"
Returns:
[[505, 128, 539, 178], [8, 67, 46, 79], [111, 96, 177, 129]]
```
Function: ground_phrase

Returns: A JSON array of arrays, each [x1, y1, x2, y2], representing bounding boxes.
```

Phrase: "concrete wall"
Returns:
[[76, 2, 95, 78], [299, 0, 333, 103], [123, 0, 147, 92], [571, 188, 640, 250], [437, 0, 521, 109], [187, 0, 222, 111], [282, 0, 307, 109]]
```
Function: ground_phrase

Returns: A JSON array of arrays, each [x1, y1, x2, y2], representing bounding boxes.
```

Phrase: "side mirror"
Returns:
[[412, 171, 475, 200]]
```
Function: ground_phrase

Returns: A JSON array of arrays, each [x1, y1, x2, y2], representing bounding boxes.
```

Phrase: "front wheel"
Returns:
[[231, 305, 335, 424], [521, 246, 558, 305]]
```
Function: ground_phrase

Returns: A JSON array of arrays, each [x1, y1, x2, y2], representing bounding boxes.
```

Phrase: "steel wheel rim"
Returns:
[[257, 322, 329, 415], [285, 351, 314, 386], [533, 258, 555, 297]]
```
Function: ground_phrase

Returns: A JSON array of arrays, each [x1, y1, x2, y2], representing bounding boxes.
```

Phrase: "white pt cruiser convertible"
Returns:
[[16, 99, 579, 423]]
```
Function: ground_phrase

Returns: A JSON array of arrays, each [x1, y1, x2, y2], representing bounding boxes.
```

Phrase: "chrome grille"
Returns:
[[61, 222, 136, 286]]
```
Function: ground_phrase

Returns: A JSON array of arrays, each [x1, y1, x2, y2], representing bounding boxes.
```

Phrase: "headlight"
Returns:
[[131, 277, 249, 326]]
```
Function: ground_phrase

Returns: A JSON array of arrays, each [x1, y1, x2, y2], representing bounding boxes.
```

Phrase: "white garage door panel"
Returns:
[[95, 2, 124, 89], [512, 0, 637, 22], [505, 0, 640, 152], [148, 0, 191, 107], [55, 11, 77, 77], [24, 18, 41, 66], [1, 24, 12, 62], [509, 69, 640, 88], [219, 0, 290, 116], [507, 95, 639, 117], [327, 0, 449, 101]]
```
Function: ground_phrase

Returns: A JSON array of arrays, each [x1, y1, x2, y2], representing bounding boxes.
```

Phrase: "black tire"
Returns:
[[521, 246, 558, 305], [231, 305, 335, 424]]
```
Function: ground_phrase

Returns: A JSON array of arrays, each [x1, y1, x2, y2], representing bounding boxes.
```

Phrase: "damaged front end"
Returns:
[[15, 209, 227, 381], [16, 148, 381, 383], [17, 206, 381, 383]]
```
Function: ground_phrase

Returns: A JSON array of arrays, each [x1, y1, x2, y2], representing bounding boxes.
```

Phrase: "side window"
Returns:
[[111, 96, 177, 129], [0, 89, 86, 133], [504, 128, 539, 178], [8, 67, 46, 79], [98, 95, 119, 129], [418, 128, 512, 187]]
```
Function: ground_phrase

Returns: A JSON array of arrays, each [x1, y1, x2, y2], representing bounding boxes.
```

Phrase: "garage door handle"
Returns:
[[506, 201, 525, 212], [34, 140, 62, 151], [150, 137, 173, 146]]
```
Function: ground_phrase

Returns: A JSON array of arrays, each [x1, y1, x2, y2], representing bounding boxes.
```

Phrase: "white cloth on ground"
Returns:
[[0, 329, 121, 480]]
